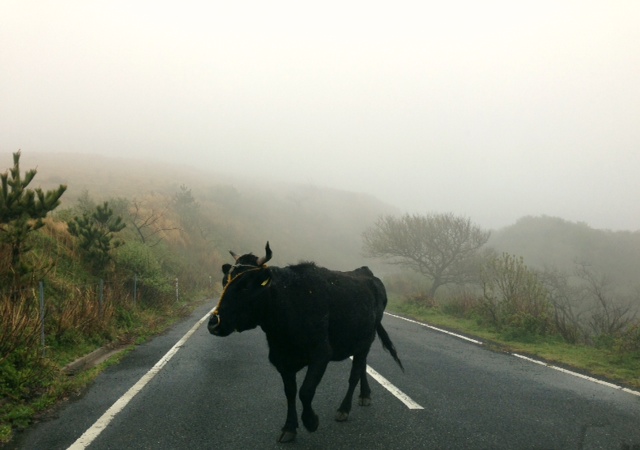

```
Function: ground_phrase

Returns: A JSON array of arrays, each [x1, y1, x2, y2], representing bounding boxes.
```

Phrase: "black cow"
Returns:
[[208, 242, 403, 443]]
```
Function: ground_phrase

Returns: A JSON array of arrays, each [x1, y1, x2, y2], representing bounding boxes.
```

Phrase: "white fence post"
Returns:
[[133, 274, 138, 307], [99, 279, 104, 319], [39, 280, 45, 357]]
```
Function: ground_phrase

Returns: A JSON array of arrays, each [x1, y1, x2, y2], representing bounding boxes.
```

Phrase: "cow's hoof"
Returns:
[[335, 410, 349, 422], [358, 396, 371, 406], [278, 430, 297, 443], [302, 411, 319, 432]]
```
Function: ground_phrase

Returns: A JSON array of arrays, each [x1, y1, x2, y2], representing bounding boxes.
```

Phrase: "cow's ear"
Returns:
[[222, 263, 232, 275], [256, 271, 271, 287]]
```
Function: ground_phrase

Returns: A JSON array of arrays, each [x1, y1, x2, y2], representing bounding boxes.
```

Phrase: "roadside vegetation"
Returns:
[[2, 151, 639, 445], [374, 216, 640, 389], [0, 153, 218, 444], [0, 151, 396, 445]]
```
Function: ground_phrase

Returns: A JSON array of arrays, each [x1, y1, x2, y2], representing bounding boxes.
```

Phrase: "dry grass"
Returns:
[[0, 292, 41, 365], [48, 284, 116, 344]]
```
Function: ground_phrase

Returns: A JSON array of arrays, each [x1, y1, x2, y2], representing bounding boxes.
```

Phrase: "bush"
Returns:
[[614, 323, 640, 358], [0, 348, 51, 402], [478, 253, 552, 336]]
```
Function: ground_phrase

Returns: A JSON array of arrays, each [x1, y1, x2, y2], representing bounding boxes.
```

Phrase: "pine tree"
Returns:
[[67, 201, 126, 275], [0, 151, 67, 277]]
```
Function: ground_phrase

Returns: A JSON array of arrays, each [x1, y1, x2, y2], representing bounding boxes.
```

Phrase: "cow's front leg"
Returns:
[[278, 370, 298, 443], [299, 351, 330, 432]]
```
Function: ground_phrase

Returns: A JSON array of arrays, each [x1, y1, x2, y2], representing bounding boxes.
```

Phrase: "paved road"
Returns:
[[10, 302, 640, 449]]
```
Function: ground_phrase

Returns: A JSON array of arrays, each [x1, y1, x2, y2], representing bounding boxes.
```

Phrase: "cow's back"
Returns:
[[263, 263, 387, 362], [306, 265, 385, 361]]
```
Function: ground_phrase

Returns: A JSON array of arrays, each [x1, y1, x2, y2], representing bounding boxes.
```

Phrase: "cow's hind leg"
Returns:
[[336, 352, 368, 422], [358, 364, 372, 406], [278, 370, 298, 443]]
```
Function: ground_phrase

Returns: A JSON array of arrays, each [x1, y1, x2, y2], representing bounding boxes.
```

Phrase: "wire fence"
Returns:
[[0, 274, 187, 359]]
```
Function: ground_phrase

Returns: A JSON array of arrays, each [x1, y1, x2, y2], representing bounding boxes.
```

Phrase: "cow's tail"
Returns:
[[376, 322, 404, 372]]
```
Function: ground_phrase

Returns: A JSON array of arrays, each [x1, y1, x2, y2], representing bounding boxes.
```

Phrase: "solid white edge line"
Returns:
[[384, 312, 640, 398], [385, 312, 483, 345], [67, 309, 214, 450], [67, 305, 639, 447], [512, 353, 640, 397]]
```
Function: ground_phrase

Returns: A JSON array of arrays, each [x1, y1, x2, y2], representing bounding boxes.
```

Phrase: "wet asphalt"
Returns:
[[10, 301, 640, 449]]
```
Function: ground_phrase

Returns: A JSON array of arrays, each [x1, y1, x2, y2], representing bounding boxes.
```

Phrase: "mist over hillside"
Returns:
[[4, 152, 639, 288], [489, 216, 640, 295], [4, 151, 398, 272]]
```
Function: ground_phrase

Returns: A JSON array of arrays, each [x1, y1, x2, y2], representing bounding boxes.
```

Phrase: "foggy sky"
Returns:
[[2, 1, 639, 231]]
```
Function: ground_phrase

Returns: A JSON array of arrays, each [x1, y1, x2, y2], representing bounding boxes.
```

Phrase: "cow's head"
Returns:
[[208, 242, 272, 336]]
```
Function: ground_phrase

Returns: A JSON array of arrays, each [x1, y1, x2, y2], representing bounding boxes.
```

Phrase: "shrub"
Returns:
[[478, 253, 552, 336], [614, 323, 640, 358]]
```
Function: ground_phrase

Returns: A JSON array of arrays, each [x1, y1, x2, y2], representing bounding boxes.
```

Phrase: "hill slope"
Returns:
[[489, 215, 640, 293], [3, 151, 398, 272]]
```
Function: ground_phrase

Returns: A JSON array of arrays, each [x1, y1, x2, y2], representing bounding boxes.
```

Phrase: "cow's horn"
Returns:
[[256, 241, 272, 266], [229, 250, 239, 261]]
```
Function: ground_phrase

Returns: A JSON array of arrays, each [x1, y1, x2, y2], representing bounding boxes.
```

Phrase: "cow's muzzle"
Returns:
[[207, 313, 220, 334]]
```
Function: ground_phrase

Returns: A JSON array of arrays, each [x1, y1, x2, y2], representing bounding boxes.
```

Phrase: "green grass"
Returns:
[[387, 296, 640, 390]]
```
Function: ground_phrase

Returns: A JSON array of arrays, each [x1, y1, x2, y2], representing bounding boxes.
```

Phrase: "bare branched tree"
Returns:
[[363, 213, 490, 297], [575, 262, 637, 339], [129, 198, 179, 247], [539, 267, 585, 343], [541, 262, 639, 345]]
